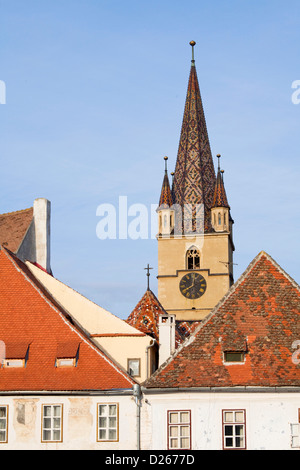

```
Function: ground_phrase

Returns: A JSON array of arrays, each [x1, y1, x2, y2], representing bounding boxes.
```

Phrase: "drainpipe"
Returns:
[[132, 384, 142, 450], [146, 338, 157, 379]]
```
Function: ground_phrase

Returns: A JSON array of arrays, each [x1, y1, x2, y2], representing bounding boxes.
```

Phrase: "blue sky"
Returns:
[[1, 0, 299, 318]]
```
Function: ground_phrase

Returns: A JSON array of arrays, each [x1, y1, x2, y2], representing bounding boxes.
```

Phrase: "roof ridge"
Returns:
[[0, 206, 33, 217]]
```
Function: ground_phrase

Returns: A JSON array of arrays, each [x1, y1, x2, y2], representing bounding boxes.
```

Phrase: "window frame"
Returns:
[[127, 358, 141, 378], [41, 404, 63, 443], [0, 405, 8, 444], [167, 410, 191, 450], [290, 423, 300, 448], [186, 247, 200, 270], [223, 351, 245, 364], [222, 409, 246, 450], [97, 403, 119, 443]]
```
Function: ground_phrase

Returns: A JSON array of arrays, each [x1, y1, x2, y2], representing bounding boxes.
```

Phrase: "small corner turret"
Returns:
[[157, 156, 175, 237], [211, 155, 232, 233]]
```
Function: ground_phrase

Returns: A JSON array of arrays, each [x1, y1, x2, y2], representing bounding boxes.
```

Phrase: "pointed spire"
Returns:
[[158, 156, 173, 209], [172, 41, 216, 233], [212, 155, 230, 208]]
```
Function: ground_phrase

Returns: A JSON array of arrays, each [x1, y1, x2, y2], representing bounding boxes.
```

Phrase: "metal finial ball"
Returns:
[[164, 156, 168, 160], [190, 41, 196, 47]]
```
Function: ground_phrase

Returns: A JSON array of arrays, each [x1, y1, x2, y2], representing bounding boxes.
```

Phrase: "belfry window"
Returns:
[[186, 247, 200, 270]]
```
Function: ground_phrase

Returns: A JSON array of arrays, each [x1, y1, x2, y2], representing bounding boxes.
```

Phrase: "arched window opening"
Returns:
[[218, 213, 222, 225], [186, 247, 200, 270]]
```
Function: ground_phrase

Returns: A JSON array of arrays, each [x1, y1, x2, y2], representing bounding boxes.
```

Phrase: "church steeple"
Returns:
[[172, 41, 216, 233], [157, 42, 235, 321]]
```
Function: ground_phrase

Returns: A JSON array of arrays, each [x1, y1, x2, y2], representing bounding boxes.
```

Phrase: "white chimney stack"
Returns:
[[158, 314, 176, 367], [33, 198, 51, 273]]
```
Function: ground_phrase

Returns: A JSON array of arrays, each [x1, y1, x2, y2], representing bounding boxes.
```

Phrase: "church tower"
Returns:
[[157, 41, 235, 321]]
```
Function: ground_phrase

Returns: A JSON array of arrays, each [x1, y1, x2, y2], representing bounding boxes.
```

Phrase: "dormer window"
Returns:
[[186, 247, 200, 270], [56, 342, 79, 368], [221, 334, 247, 364], [2, 343, 29, 368]]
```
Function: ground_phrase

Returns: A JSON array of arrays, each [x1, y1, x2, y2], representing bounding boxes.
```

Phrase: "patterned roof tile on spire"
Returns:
[[212, 164, 230, 209], [126, 289, 165, 341], [126, 289, 201, 348], [172, 45, 216, 233], [158, 169, 173, 209]]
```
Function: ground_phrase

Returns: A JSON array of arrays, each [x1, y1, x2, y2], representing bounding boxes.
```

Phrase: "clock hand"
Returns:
[[182, 286, 192, 293]]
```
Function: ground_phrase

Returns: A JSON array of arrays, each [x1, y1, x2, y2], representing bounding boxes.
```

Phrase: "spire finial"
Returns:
[[144, 264, 153, 291], [216, 154, 221, 171], [164, 156, 168, 173], [189, 40, 196, 64]]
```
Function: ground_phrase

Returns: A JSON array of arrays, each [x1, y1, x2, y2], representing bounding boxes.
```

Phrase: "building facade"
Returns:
[[142, 251, 300, 450], [0, 42, 299, 451]]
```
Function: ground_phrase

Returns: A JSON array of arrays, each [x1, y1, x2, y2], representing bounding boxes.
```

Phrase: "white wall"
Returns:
[[141, 391, 300, 450], [0, 393, 138, 450]]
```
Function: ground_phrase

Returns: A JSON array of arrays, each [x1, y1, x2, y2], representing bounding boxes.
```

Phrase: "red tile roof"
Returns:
[[144, 252, 300, 388], [126, 289, 165, 342], [0, 247, 135, 391], [0, 207, 33, 253]]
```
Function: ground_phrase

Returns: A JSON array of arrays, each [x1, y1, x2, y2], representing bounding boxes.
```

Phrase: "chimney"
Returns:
[[158, 314, 176, 367], [33, 198, 51, 273]]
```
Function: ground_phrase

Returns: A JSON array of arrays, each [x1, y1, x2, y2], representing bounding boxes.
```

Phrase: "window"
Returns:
[[56, 358, 76, 367], [222, 410, 246, 449], [56, 342, 79, 367], [186, 247, 200, 270], [42, 404, 63, 442], [0, 406, 8, 443], [290, 409, 300, 448], [97, 403, 119, 442], [127, 358, 140, 377], [2, 343, 29, 368], [3, 359, 25, 368], [224, 352, 245, 363], [168, 410, 191, 450], [291, 423, 300, 448]]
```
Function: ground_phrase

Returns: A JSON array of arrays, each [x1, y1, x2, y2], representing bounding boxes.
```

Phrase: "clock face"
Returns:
[[179, 273, 207, 299]]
